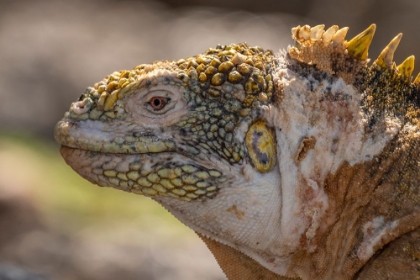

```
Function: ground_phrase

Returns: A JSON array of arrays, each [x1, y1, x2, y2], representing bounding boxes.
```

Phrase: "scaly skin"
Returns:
[[55, 24, 420, 279]]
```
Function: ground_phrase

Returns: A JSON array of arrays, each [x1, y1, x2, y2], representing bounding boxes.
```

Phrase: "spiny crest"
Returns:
[[415, 73, 420, 85], [290, 24, 420, 125], [346, 24, 376, 60], [289, 24, 419, 87], [374, 33, 403, 69]]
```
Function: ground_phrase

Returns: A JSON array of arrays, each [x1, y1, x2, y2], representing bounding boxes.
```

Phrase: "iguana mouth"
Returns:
[[60, 146, 225, 201], [56, 115, 228, 201], [55, 119, 177, 154]]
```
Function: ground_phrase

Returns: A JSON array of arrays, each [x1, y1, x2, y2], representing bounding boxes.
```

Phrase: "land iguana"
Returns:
[[54, 24, 420, 279]]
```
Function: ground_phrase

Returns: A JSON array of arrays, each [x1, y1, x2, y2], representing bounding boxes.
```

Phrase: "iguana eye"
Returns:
[[148, 96, 170, 111]]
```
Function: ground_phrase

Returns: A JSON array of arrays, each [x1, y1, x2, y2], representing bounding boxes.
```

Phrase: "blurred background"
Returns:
[[0, 0, 419, 279]]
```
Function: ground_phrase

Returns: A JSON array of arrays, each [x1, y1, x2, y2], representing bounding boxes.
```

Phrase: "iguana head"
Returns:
[[55, 43, 278, 200], [55, 24, 420, 279]]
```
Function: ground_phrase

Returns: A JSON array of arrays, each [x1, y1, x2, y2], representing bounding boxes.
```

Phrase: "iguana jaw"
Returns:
[[59, 146, 229, 200]]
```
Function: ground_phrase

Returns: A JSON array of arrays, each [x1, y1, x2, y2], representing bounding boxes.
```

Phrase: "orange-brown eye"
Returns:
[[149, 96, 168, 110]]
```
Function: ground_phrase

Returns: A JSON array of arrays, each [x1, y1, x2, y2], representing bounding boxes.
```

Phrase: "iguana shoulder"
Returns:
[[55, 24, 420, 279]]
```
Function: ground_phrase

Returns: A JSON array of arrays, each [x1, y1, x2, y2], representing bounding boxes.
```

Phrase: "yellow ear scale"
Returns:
[[245, 121, 277, 173]]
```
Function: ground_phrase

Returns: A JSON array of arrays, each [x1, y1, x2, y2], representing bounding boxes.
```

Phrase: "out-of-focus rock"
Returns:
[[0, 264, 48, 280], [0, 194, 224, 280]]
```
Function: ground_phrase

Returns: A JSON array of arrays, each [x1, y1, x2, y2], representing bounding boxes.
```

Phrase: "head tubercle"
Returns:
[[68, 43, 277, 122]]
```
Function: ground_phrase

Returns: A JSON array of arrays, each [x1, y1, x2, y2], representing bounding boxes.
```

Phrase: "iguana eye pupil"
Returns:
[[150, 96, 168, 110]]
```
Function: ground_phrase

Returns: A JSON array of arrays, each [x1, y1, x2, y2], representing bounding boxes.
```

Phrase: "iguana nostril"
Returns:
[[70, 98, 91, 115], [179, 128, 187, 136]]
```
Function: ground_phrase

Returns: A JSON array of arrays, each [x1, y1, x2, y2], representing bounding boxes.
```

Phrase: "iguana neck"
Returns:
[[198, 127, 420, 279]]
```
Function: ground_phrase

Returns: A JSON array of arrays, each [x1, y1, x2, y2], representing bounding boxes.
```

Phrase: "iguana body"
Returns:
[[55, 24, 420, 279]]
